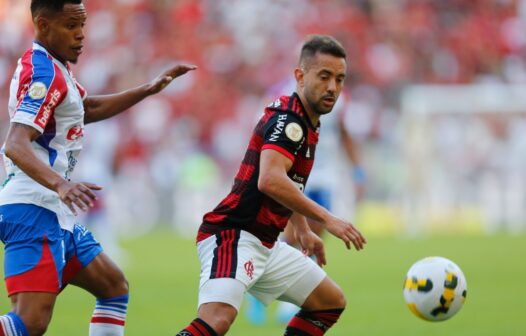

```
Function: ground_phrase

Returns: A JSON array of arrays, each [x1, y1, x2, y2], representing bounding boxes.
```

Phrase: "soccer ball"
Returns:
[[403, 256, 467, 321]]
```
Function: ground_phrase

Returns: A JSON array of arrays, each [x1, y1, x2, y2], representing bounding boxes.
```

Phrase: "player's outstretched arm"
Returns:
[[83, 64, 197, 124], [258, 149, 366, 251], [4, 123, 101, 215], [289, 212, 327, 266]]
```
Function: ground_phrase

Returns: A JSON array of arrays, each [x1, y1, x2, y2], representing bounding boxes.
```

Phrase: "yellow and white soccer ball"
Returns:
[[403, 256, 467, 321]]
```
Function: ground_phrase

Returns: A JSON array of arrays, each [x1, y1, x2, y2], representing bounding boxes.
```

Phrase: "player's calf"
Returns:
[[177, 301, 238, 336]]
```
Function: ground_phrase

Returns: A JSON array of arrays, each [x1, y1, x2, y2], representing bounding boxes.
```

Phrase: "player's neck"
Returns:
[[296, 92, 320, 126], [34, 37, 67, 65]]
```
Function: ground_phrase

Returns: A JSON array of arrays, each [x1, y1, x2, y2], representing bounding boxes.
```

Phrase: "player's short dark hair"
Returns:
[[299, 35, 347, 70], [31, 0, 82, 18]]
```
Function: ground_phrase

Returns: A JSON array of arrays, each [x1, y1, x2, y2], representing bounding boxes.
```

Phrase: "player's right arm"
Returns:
[[4, 123, 100, 215], [258, 148, 366, 250]]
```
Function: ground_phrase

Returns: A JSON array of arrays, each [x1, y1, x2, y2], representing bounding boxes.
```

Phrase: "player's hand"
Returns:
[[296, 230, 327, 267], [56, 180, 102, 215], [147, 64, 197, 94], [325, 215, 367, 251]]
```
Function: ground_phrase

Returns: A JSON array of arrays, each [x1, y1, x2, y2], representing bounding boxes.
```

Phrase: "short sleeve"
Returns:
[[261, 112, 306, 162], [12, 53, 67, 133]]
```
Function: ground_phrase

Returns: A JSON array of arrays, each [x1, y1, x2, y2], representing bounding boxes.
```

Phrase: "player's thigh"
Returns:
[[0, 204, 65, 295], [250, 242, 326, 306], [0, 205, 62, 330], [301, 276, 346, 311], [64, 224, 127, 298], [198, 281, 240, 333]]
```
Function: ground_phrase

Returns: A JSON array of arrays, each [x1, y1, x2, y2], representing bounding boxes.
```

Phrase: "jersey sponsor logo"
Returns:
[[66, 125, 84, 141], [292, 174, 305, 183], [36, 89, 61, 128], [244, 259, 254, 280], [285, 122, 303, 142], [269, 114, 288, 142], [28, 81, 47, 100]]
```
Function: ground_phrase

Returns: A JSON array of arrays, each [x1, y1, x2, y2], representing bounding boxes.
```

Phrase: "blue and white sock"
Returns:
[[0, 312, 29, 336], [89, 294, 129, 336]]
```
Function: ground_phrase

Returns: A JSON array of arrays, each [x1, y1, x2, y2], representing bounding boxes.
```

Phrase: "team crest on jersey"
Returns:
[[66, 125, 84, 141], [28, 82, 47, 100], [285, 122, 303, 142]]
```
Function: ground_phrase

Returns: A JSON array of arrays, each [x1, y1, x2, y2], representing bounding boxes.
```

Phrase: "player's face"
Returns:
[[45, 3, 87, 64], [299, 53, 346, 115]]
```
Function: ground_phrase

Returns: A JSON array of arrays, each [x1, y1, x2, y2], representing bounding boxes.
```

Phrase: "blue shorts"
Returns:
[[305, 188, 332, 211], [0, 204, 102, 296]]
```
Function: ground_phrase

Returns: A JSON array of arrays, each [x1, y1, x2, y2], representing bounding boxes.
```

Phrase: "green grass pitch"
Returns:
[[0, 231, 525, 335]]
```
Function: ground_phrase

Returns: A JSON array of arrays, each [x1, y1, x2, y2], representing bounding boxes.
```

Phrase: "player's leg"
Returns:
[[6, 293, 56, 336], [0, 204, 67, 336], [275, 188, 330, 324], [283, 276, 346, 335], [249, 241, 343, 335], [178, 230, 266, 335], [177, 279, 242, 336], [63, 224, 129, 336]]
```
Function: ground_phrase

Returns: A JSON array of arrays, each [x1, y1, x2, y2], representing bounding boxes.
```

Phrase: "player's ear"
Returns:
[[35, 15, 51, 35], [294, 68, 305, 88]]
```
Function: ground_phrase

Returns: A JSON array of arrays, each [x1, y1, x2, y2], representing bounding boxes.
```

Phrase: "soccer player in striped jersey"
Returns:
[[177, 35, 366, 336], [0, 1, 196, 335]]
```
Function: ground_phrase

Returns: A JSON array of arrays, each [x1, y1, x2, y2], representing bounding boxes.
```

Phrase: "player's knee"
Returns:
[[323, 283, 346, 310], [325, 279, 347, 309], [114, 276, 129, 296], [106, 270, 129, 296], [334, 289, 347, 309], [21, 313, 51, 336]]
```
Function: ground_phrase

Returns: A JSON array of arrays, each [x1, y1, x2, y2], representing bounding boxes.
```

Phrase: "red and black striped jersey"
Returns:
[[198, 93, 319, 247]]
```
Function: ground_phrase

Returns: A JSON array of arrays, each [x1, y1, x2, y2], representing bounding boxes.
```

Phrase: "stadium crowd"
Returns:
[[1, 0, 525, 232]]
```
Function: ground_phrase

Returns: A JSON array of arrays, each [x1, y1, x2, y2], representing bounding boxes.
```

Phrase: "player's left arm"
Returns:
[[289, 212, 326, 266], [83, 64, 197, 124]]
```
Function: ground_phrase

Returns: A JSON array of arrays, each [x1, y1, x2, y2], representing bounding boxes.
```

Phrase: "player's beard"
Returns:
[[313, 94, 337, 115]]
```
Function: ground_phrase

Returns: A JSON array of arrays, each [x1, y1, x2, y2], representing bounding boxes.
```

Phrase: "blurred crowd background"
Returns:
[[1, 0, 526, 240]]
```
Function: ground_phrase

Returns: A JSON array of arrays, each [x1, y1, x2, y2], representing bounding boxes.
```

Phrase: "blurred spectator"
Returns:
[[2, 0, 526, 233]]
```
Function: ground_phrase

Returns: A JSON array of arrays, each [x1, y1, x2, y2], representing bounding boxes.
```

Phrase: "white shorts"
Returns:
[[197, 229, 326, 312]]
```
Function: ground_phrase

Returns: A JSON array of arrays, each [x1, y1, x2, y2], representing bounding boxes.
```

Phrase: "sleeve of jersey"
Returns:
[[12, 55, 67, 133], [262, 113, 306, 163]]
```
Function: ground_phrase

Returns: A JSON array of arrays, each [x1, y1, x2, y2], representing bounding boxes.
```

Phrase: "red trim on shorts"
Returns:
[[90, 317, 125, 326], [217, 230, 233, 278], [6, 236, 60, 296], [61, 255, 82, 286], [262, 144, 295, 162]]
